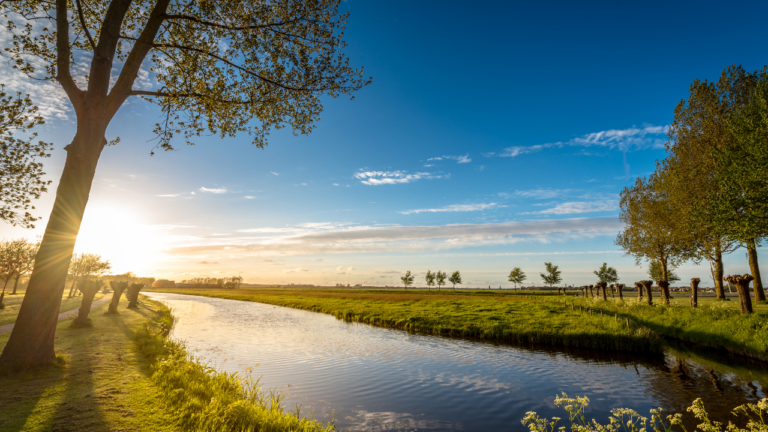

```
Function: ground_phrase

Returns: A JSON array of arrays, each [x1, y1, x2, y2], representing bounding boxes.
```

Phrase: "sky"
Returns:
[[1, 0, 768, 287]]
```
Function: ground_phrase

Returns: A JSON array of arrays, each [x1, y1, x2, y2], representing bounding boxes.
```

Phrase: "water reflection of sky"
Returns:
[[147, 293, 764, 432]]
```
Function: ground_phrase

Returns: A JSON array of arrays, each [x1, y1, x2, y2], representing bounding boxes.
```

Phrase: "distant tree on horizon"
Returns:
[[425, 270, 435, 290], [401, 270, 414, 289], [508, 267, 527, 289], [593, 263, 619, 285], [540, 262, 562, 287], [436, 271, 447, 290], [449, 271, 462, 289]]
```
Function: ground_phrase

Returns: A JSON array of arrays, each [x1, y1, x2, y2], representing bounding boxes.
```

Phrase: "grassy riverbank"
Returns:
[[0, 289, 104, 325], [147, 287, 768, 361], [0, 297, 333, 432]]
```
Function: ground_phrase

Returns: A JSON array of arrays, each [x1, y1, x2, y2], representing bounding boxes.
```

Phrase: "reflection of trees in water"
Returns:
[[640, 355, 759, 430]]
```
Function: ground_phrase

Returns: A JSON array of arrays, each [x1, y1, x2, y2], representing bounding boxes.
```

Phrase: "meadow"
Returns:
[[147, 287, 768, 362]]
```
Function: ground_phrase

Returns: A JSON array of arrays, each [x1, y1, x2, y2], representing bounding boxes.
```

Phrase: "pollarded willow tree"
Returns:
[[615, 175, 693, 292], [0, 0, 369, 368]]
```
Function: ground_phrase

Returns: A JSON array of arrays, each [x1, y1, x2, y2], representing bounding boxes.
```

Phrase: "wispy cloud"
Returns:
[[244, 196, 255, 199], [400, 203, 503, 214], [354, 170, 447, 185], [199, 187, 227, 194], [522, 201, 619, 215], [500, 189, 572, 200], [497, 125, 669, 158], [284, 268, 309, 273], [167, 217, 622, 257], [271, 172, 279, 176], [428, 154, 471, 164], [158, 194, 180, 198]]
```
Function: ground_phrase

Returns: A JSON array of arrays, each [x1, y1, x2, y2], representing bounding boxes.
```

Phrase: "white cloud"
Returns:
[[354, 170, 447, 185], [428, 154, 471, 163], [497, 125, 669, 158], [271, 172, 279, 176], [158, 194, 180, 198], [333, 183, 339, 186], [522, 201, 619, 215], [244, 196, 255, 199], [400, 203, 503, 215], [199, 187, 227, 194]]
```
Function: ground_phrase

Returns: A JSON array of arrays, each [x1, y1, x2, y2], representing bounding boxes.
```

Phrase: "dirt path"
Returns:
[[0, 294, 113, 335]]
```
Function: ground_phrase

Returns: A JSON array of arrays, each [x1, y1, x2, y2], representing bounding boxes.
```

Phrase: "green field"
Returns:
[[146, 287, 768, 362], [0, 289, 104, 326]]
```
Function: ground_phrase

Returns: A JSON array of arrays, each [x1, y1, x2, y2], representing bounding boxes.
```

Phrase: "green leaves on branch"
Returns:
[[593, 262, 618, 284], [508, 267, 526, 288], [400, 270, 414, 288], [0, 86, 51, 228]]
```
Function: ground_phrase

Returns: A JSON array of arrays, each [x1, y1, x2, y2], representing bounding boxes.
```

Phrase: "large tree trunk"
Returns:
[[713, 246, 725, 299], [0, 131, 104, 369], [747, 239, 765, 302], [67, 278, 77, 298], [106, 281, 128, 314], [600, 282, 607, 301], [636, 282, 643, 302], [617, 284, 624, 300]]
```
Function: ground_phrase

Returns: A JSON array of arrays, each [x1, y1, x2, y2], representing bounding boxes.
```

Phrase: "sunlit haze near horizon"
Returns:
[[1, 0, 767, 286]]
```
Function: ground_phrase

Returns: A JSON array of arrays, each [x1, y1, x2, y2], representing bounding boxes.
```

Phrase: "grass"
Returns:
[[0, 288, 104, 326], [0, 297, 333, 432], [146, 287, 768, 361]]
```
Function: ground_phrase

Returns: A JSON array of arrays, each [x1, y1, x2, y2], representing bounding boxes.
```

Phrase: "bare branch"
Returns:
[[54, 0, 84, 105], [162, 13, 304, 32]]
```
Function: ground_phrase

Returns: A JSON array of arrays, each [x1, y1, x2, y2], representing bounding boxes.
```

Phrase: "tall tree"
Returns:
[[425, 270, 435, 290], [448, 271, 462, 290], [662, 66, 768, 300], [540, 262, 562, 287], [400, 270, 414, 289], [0, 86, 52, 228], [715, 79, 768, 303], [615, 176, 693, 289], [0, 0, 369, 368], [508, 267, 526, 289]]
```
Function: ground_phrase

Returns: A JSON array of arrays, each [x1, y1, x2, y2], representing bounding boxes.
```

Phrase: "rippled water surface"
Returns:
[[147, 292, 765, 431]]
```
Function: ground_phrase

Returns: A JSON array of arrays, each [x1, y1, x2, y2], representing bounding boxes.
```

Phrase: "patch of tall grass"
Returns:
[[135, 307, 335, 432], [521, 393, 767, 432]]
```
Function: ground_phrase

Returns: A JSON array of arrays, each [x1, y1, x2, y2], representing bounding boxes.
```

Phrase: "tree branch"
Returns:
[[55, 0, 84, 105], [74, 0, 97, 52], [106, 0, 172, 119], [161, 13, 304, 31]]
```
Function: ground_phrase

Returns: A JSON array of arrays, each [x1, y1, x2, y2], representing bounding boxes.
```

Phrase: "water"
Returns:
[[146, 292, 765, 431]]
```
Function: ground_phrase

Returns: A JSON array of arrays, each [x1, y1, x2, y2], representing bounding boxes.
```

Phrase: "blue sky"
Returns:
[[1, 0, 767, 286]]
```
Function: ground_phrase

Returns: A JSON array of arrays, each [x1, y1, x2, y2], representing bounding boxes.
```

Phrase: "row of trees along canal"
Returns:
[[613, 65, 768, 316], [0, 237, 155, 326], [0, 0, 368, 368]]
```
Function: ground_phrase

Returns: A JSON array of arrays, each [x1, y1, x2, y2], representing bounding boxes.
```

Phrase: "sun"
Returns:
[[73, 204, 161, 275]]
